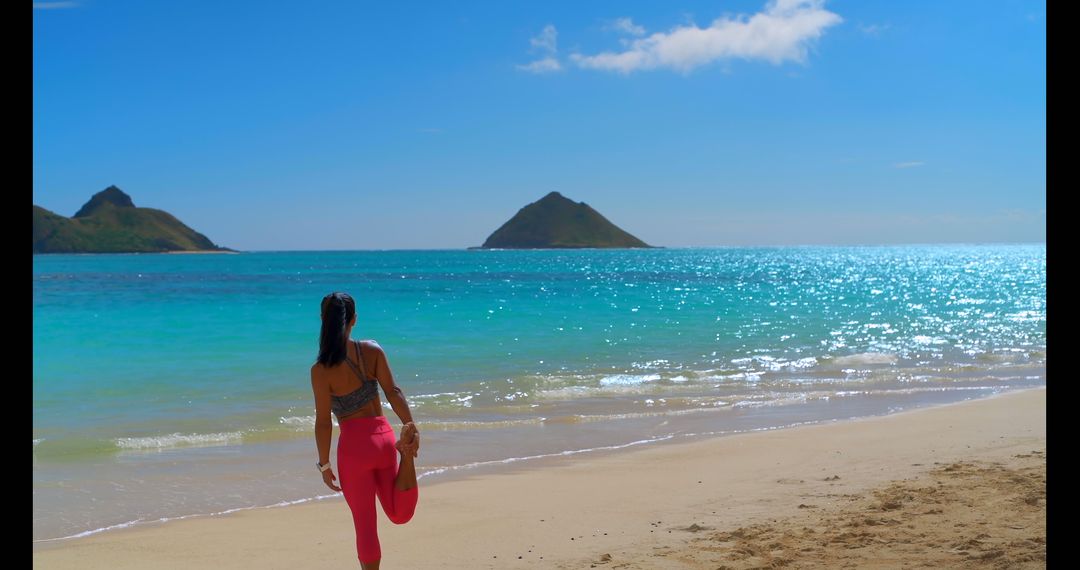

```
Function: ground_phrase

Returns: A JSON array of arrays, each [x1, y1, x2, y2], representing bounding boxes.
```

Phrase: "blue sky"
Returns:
[[33, 0, 1045, 250]]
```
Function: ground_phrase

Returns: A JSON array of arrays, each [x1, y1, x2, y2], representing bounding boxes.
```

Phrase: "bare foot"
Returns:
[[394, 423, 419, 491], [396, 422, 419, 458]]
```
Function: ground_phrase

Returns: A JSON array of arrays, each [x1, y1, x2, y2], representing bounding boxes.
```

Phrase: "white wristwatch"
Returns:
[[316, 461, 331, 473]]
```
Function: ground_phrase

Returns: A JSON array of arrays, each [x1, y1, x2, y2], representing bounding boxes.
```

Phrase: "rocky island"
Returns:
[[33, 186, 233, 254], [477, 191, 653, 249]]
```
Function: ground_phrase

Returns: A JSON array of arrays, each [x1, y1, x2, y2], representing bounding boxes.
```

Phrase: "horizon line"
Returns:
[[32, 242, 1047, 256]]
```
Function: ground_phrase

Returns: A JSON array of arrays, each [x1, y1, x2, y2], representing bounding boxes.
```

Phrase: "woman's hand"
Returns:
[[396, 422, 420, 459], [322, 467, 342, 492]]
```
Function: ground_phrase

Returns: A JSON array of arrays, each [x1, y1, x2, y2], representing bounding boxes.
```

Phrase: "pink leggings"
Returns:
[[337, 415, 418, 564]]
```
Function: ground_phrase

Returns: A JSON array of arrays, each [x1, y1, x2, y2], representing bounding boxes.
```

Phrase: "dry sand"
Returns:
[[33, 387, 1045, 569]]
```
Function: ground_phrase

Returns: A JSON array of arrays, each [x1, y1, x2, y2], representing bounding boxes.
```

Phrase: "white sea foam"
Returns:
[[788, 357, 819, 369], [114, 431, 245, 450], [564, 405, 733, 424], [411, 391, 470, 400], [278, 415, 339, 429], [599, 373, 661, 386], [416, 434, 677, 479], [33, 518, 147, 542], [419, 418, 547, 431], [729, 355, 819, 372], [535, 379, 700, 400], [732, 394, 811, 409], [712, 372, 762, 383], [828, 352, 898, 367], [33, 493, 342, 543]]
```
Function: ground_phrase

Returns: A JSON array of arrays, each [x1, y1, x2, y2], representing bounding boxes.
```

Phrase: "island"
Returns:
[[475, 191, 654, 249], [33, 186, 233, 254]]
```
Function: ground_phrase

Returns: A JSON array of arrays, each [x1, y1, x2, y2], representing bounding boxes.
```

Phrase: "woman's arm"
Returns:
[[366, 340, 414, 426], [310, 365, 341, 492], [365, 341, 419, 457]]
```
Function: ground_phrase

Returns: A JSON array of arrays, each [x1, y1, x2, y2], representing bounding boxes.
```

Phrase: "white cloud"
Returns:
[[894, 161, 925, 169], [529, 24, 559, 55], [519, 25, 563, 73], [608, 17, 646, 36], [517, 57, 562, 74], [571, 0, 842, 74], [33, 1, 78, 8], [859, 23, 891, 36]]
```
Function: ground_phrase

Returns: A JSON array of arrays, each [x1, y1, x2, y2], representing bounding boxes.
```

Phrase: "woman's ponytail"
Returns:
[[317, 292, 356, 366]]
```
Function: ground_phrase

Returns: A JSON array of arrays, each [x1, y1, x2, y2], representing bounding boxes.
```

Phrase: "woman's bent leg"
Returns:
[[374, 430, 418, 524]]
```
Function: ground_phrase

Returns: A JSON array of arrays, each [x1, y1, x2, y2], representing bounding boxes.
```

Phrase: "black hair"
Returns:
[[318, 292, 356, 366]]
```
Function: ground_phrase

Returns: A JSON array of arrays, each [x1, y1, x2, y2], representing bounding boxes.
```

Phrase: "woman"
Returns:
[[310, 292, 419, 569]]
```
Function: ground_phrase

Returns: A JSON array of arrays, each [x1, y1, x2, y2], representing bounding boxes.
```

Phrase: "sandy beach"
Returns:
[[33, 387, 1045, 569]]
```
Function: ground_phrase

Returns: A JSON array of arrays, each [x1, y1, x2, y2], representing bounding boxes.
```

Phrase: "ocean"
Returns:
[[32, 245, 1046, 543]]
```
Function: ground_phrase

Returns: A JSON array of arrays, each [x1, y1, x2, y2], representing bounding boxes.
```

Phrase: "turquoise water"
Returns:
[[33, 246, 1046, 542]]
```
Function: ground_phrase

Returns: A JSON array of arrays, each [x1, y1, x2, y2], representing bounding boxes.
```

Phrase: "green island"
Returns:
[[476, 191, 654, 249], [33, 186, 232, 254]]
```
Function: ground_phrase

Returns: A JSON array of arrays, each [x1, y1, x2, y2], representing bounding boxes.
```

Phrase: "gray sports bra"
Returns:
[[330, 340, 379, 419]]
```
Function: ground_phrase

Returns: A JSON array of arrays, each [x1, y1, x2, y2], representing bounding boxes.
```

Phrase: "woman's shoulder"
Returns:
[[310, 361, 325, 379], [357, 339, 385, 353]]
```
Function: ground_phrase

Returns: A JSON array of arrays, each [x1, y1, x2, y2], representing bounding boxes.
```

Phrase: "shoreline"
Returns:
[[33, 387, 1045, 568], [33, 367, 1043, 544], [33, 249, 239, 255], [33, 382, 1037, 544]]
